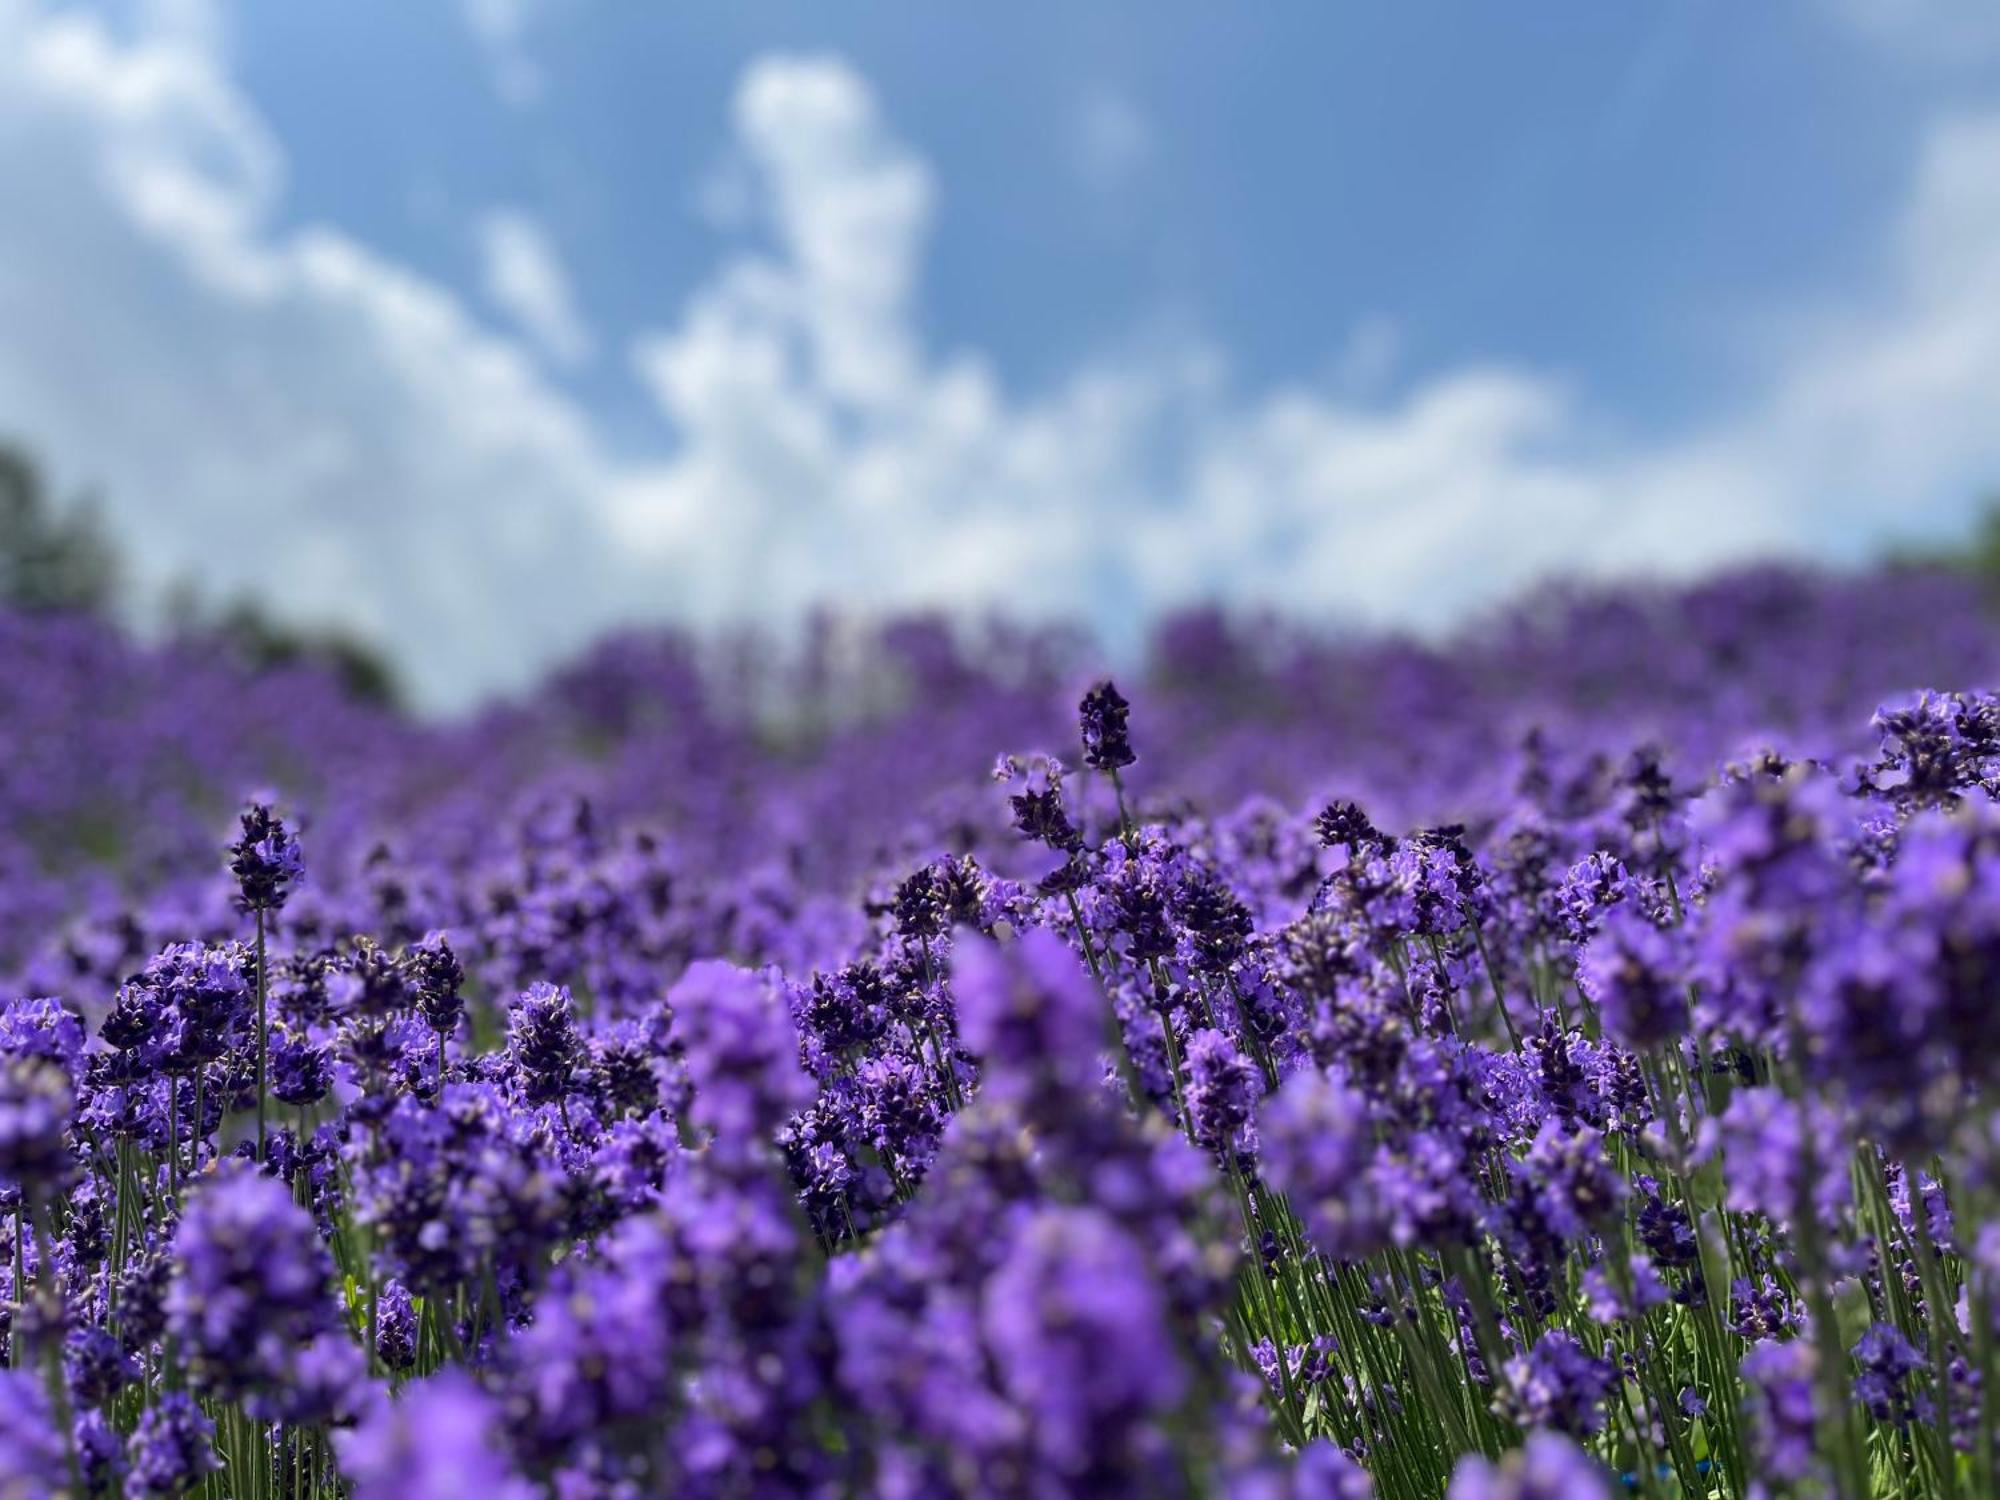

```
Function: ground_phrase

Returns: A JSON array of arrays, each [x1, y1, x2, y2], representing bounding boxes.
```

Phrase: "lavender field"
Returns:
[[3, 562, 1999, 1498]]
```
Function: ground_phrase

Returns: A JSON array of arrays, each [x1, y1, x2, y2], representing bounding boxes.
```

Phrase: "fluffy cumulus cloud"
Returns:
[[0, 0, 625, 704], [477, 210, 594, 367], [3, 7, 2000, 708], [611, 52, 2000, 635]]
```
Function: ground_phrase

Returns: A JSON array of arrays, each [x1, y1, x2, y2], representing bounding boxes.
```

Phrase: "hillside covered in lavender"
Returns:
[[3, 559, 1999, 1498]]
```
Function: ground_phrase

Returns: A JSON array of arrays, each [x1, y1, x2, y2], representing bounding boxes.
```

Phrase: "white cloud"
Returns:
[[1074, 90, 1153, 187], [0, 2, 630, 705], [458, 0, 545, 105], [1330, 315, 1403, 396], [1823, 0, 2000, 65], [3, 18, 2000, 710], [476, 210, 594, 367], [611, 54, 2000, 640]]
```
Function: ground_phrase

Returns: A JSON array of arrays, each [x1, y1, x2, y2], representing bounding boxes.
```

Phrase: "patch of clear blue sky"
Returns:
[[222, 0, 1985, 459]]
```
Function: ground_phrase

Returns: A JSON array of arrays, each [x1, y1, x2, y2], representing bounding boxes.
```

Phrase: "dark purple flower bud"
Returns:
[[228, 801, 304, 913], [1853, 1322, 1929, 1425], [506, 981, 585, 1108], [137, 942, 251, 1071], [1314, 800, 1383, 854], [1634, 1178, 1697, 1269], [76, 1408, 126, 1496], [405, 932, 466, 1036], [99, 980, 168, 1065], [115, 1251, 170, 1358], [377, 1280, 417, 1372], [1517, 1121, 1626, 1241], [1729, 1275, 1803, 1341], [1172, 867, 1254, 974], [1185, 1026, 1258, 1163], [890, 865, 946, 941], [328, 939, 410, 1022], [1011, 785, 1083, 853], [270, 1027, 334, 1107], [65, 1326, 137, 1408], [999, 754, 1085, 856], [1079, 678, 1136, 772], [590, 1023, 661, 1118]]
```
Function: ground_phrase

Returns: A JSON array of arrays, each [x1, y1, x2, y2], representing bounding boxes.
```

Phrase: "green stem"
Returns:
[[256, 907, 269, 1161]]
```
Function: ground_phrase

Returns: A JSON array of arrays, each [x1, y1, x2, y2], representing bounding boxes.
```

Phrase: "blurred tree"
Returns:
[[1, 439, 400, 706], [203, 598, 403, 708], [1893, 494, 2000, 608], [0, 444, 119, 614], [1955, 500, 2000, 591]]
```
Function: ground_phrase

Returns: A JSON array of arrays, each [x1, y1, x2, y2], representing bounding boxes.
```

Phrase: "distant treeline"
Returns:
[[8, 436, 2000, 716], [0, 443, 401, 706]]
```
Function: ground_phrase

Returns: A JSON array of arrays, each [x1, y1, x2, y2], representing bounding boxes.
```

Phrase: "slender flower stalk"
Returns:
[[228, 801, 302, 1160]]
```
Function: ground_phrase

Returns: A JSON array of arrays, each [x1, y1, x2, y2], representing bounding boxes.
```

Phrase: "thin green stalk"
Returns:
[[256, 906, 269, 1160]]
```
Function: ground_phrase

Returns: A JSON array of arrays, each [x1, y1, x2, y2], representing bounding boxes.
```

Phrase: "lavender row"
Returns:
[[0, 563, 1997, 1496]]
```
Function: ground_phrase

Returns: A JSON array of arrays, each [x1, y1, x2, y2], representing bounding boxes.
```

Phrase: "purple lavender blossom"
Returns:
[[1853, 1322, 1930, 1425], [1740, 1339, 1819, 1484], [269, 1025, 334, 1106], [953, 929, 1106, 1111], [405, 930, 466, 1036], [166, 1162, 358, 1421], [128, 1394, 220, 1499], [1258, 1066, 1382, 1260], [376, 1279, 417, 1372], [228, 800, 304, 913], [1184, 1025, 1259, 1163], [1078, 679, 1136, 772], [1576, 905, 1688, 1051], [0, 998, 84, 1073], [506, 980, 586, 1108], [0, 1053, 74, 1203], [1445, 1430, 1614, 1500], [1702, 1087, 1851, 1228], [0, 574, 1998, 1498], [982, 1205, 1187, 1482], [0, 1369, 66, 1494], [338, 1374, 537, 1500], [1500, 1331, 1617, 1438], [666, 960, 813, 1147]]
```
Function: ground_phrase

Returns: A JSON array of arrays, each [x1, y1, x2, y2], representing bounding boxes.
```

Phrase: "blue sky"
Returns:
[[3, 0, 2000, 706]]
